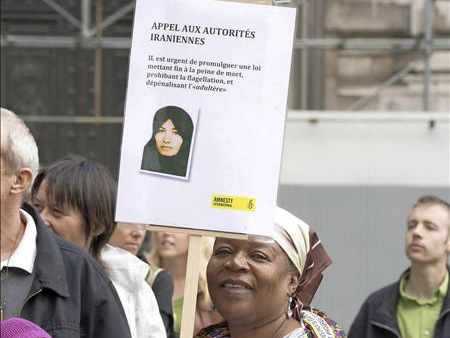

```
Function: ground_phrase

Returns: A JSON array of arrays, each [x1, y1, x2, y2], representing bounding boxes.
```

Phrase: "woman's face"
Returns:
[[109, 223, 146, 255], [155, 231, 189, 260], [32, 181, 88, 249], [155, 119, 183, 157], [207, 237, 297, 327]]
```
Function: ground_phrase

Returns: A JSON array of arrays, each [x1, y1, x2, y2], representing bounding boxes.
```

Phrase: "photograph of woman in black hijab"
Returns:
[[141, 106, 195, 178]]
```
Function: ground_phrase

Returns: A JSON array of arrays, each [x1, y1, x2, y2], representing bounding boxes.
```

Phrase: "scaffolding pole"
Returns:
[[301, 0, 308, 110], [18, 111, 450, 124], [2, 35, 449, 51], [423, 0, 434, 111], [81, 0, 92, 38], [347, 61, 418, 111], [288, 111, 450, 123], [41, 0, 81, 29], [294, 38, 450, 50], [86, 2, 135, 38], [94, 0, 103, 117]]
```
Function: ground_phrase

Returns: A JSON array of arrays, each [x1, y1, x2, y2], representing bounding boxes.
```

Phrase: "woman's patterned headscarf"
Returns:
[[273, 207, 332, 316]]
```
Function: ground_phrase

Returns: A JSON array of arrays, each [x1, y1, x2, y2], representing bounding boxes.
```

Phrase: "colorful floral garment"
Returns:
[[195, 309, 346, 338]]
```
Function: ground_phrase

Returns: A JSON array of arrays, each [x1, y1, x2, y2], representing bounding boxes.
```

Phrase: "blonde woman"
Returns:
[[148, 232, 222, 337]]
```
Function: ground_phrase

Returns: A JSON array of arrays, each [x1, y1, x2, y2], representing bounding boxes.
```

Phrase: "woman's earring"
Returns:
[[287, 295, 294, 318]]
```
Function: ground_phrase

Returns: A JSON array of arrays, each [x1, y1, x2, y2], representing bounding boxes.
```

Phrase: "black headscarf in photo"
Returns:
[[141, 106, 194, 177]]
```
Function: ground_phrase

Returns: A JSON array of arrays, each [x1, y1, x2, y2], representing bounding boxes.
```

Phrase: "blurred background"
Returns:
[[1, 0, 449, 331]]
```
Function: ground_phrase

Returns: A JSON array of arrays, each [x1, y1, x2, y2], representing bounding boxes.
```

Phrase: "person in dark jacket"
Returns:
[[0, 108, 131, 338], [141, 106, 194, 178], [30, 156, 165, 338], [349, 195, 450, 338]]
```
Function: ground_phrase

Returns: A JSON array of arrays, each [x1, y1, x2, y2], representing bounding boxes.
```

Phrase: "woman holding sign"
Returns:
[[141, 105, 194, 178], [197, 207, 346, 338]]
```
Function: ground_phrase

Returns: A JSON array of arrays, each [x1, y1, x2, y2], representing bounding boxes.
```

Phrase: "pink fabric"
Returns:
[[0, 317, 51, 338]]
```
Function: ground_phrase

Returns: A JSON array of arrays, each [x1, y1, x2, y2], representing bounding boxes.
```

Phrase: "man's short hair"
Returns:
[[0, 107, 39, 178], [413, 195, 450, 213]]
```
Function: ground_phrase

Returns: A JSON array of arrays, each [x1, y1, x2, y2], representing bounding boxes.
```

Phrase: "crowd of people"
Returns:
[[1, 106, 449, 338]]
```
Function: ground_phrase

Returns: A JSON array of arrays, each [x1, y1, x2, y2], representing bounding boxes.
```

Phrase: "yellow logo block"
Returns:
[[211, 194, 256, 212]]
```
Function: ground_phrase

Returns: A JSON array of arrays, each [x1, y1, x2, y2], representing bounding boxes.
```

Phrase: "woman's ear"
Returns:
[[288, 271, 300, 295]]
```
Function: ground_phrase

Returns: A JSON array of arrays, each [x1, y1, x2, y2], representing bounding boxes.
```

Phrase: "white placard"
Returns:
[[116, 0, 296, 236]]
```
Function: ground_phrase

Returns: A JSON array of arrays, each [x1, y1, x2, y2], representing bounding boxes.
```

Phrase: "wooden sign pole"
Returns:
[[179, 235, 203, 338]]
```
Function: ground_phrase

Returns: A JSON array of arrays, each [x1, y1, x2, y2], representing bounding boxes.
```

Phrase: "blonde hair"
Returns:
[[148, 232, 214, 304], [0, 107, 39, 180]]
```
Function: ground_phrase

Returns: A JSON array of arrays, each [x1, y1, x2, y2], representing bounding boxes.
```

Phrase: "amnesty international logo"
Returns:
[[211, 194, 256, 212]]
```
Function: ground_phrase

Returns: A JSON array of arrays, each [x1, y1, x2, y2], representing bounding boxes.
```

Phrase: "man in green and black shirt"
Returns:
[[349, 195, 450, 338]]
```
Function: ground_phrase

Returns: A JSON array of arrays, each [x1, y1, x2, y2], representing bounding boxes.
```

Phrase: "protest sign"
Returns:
[[116, 0, 296, 237]]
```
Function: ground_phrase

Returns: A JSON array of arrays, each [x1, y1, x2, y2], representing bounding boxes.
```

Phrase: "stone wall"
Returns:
[[321, 0, 450, 111]]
